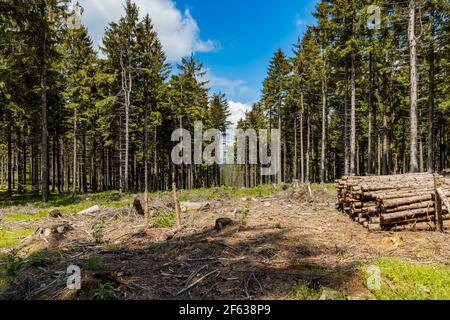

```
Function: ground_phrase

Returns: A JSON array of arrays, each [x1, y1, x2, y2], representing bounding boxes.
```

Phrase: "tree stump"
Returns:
[[133, 197, 145, 216]]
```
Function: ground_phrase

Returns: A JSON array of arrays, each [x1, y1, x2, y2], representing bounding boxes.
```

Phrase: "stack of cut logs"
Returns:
[[336, 173, 450, 232]]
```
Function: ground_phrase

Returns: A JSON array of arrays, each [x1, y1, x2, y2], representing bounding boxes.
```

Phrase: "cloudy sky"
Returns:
[[77, 0, 317, 127]]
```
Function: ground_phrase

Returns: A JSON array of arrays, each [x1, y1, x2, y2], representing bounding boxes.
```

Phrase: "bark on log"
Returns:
[[368, 223, 381, 231], [383, 200, 434, 214], [382, 194, 433, 208], [381, 207, 435, 223]]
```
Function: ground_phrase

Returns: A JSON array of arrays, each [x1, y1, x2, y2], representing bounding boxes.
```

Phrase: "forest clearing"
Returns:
[[1, 0, 450, 304], [1, 182, 450, 300]]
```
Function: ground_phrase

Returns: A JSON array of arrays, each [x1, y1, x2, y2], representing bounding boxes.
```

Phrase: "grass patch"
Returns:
[[311, 183, 336, 194], [151, 211, 176, 228], [294, 281, 346, 300], [0, 229, 33, 249], [4, 211, 49, 222], [294, 281, 322, 300], [362, 258, 450, 300], [0, 185, 282, 226], [177, 185, 281, 202]]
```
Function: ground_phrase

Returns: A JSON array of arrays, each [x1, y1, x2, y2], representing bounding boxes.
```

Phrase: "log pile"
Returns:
[[336, 173, 450, 231]]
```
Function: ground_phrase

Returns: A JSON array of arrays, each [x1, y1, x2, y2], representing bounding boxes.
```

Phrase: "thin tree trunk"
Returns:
[[300, 92, 305, 184], [73, 108, 77, 197], [408, 0, 419, 173], [427, 11, 435, 173], [306, 111, 311, 183], [294, 116, 297, 180], [344, 64, 349, 176], [144, 105, 149, 228], [7, 114, 12, 197], [321, 70, 327, 183], [41, 30, 49, 202], [350, 51, 356, 176], [368, 52, 374, 175]]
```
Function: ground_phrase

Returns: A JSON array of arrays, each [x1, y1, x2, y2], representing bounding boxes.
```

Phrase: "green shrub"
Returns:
[[85, 256, 102, 270], [241, 208, 250, 226], [91, 218, 106, 244], [94, 282, 115, 300], [28, 251, 49, 267], [151, 211, 175, 228], [2, 249, 23, 276], [294, 281, 321, 300]]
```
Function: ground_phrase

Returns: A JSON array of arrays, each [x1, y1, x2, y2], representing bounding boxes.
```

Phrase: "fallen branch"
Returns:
[[77, 205, 100, 215], [177, 269, 220, 296]]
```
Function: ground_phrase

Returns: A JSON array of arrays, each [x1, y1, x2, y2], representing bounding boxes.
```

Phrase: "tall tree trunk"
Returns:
[[52, 135, 56, 192], [368, 52, 374, 175], [382, 113, 389, 175], [41, 27, 49, 202], [81, 133, 87, 193], [306, 111, 311, 183], [344, 63, 349, 176], [321, 70, 327, 183], [144, 105, 149, 228], [73, 108, 77, 197], [56, 137, 61, 193], [294, 115, 297, 180], [300, 91, 305, 184], [350, 51, 356, 176], [427, 11, 435, 173], [408, 0, 419, 173], [123, 69, 131, 192], [7, 114, 12, 197], [278, 103, 282, 184]]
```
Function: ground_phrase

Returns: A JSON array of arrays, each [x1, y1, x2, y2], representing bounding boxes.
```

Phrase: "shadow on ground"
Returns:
[[1, 221, 362, 300]]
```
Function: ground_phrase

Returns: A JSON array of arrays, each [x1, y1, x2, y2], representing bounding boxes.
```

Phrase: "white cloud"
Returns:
[[79, 0, 216, 62], [295, 17, 306, 29], [207, 73, 253, 98], [228, 101, 252, 128]]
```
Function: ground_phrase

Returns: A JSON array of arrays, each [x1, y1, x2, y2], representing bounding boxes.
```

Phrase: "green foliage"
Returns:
[[151, 211, 176, 229], [91, 219, 106, 244], [241, 208, 250, 226], [294, 281, 347, 300], [363, 258, 450, 300], [28, 252, 49, 268], [94, 282, 115, 300], [294, 281, 322, 300], [84, 256, 102, 270], [2, 250, 23, 277]]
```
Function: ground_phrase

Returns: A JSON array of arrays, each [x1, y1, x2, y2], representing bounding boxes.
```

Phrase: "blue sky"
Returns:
[[78, 0, 318, 125]]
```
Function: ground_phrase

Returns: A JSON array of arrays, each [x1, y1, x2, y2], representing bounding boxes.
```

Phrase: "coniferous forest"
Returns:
[[1, 0, 449, 202]]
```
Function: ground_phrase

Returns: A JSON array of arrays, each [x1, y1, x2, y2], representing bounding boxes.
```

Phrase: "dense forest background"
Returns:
[[0, 0, 449, 203]]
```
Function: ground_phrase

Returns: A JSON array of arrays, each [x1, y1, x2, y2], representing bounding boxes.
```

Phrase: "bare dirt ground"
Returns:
[[2, 188, 450, 300]]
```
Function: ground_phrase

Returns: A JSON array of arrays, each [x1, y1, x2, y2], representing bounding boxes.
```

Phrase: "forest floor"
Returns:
[[0, 185, 450, 300]]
